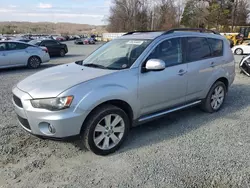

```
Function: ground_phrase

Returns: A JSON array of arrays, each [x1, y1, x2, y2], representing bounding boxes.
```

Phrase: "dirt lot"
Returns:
[[0, 42, 250, 188]]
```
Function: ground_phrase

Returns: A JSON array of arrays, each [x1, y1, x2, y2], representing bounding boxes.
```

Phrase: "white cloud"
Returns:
[[38, 3, 52, 9], [0, 8, 15, 13], [9, 5, 17, 8]]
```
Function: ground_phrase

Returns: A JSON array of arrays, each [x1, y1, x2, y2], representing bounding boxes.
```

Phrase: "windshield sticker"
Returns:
[[126, 41, 144, 45]]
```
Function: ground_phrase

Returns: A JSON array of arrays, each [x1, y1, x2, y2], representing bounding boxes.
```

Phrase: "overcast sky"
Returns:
[[0, 0, 111, 25]]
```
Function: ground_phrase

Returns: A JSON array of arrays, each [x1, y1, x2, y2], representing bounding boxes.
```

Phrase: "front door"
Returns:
[[0, 43, 9, 67], [138, 37, 188, 116]]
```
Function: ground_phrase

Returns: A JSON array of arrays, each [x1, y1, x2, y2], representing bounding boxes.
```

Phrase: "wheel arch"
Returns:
[[80, 99, 134, 133]]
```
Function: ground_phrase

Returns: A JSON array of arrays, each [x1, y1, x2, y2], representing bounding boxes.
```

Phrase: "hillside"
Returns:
[[0, 22, 107, 35]]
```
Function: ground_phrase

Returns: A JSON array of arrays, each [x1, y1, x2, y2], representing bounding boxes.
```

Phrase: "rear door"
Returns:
[[185, 37, 214, 101], [0, 43, 9, 67], [6, 42, 30, 66]]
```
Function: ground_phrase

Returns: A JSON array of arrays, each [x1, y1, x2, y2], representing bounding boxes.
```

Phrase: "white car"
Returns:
[[0, 41, 50, 69], [232, 43, 250, 55]]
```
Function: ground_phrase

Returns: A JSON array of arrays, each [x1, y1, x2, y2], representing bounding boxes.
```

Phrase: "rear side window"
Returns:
[[7, 43, 30, 50], [207, 38, 223, 57], [186, 37, 211, 62], [0, 43, 7, 51]]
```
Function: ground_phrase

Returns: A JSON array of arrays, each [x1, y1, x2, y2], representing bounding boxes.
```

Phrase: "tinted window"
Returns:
[[7, 43, 30, 50], [207, 38, 223, 57], [0, 43, 7, 51], [186, 37, 211, 62], [148, 38, 182, 67], [43, 40, 58, 46]]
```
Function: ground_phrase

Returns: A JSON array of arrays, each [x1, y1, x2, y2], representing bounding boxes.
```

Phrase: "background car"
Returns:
[[84, 38, 95, 44], [232, 43, 250, 55], [0, 41, 50, 69], [29, 39, 68, 57], [74, 38, 85, 44]]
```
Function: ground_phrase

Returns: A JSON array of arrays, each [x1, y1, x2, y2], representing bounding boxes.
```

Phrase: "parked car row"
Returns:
[[0, 39, 69, 69], [74, 37, 96, 45]]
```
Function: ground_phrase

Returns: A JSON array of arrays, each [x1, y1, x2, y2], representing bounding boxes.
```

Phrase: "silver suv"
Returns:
[[13, 29, 235, 155]]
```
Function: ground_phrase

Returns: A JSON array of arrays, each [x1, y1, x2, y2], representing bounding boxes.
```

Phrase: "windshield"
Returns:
[[29, 40, 41, 45], [82, 39, 151, 70]]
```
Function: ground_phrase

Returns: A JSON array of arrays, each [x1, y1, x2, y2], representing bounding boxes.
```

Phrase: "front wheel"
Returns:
[[81, 104, 130, 155], [201, 81, 226, 113], [59, 49, 65, 57]]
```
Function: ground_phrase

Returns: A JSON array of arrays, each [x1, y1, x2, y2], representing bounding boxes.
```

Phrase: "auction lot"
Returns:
[[0, 41, 250, 188]]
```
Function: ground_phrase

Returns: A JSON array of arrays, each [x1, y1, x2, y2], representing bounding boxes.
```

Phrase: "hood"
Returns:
[[17, 62, 117, 98]]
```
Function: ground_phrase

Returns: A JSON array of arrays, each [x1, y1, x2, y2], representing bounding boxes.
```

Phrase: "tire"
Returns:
[[27, 56, 41, 69], [201, 81, 226, 113], [235, 48, 243, 55], [59, 49, 65, 57], [80, 104, 130, 155]]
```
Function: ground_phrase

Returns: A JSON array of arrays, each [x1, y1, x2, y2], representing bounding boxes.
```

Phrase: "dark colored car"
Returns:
[[29, 39, 68, 57]]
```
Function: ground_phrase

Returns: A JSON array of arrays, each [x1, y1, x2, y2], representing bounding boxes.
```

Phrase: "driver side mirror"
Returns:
[[143, 59, 165, 72]]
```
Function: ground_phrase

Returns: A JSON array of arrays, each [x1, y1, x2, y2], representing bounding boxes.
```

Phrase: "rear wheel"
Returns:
[[59, 49, 65, 57], [27, 56, 41, 69], [81, 104, 130, 155], [235, 48, 243, 55], [201, 81, 226, 113]]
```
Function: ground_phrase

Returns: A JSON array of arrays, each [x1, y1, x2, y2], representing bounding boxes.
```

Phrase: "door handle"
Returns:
[[178, 69, 187, 76], [210, 62, 215, 67]]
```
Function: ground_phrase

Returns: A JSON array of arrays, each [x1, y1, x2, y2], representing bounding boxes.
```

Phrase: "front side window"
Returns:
[[82, 39, 151, 70], [186, 37, 211, 62], [207, 38, 223, 57], [0, 43, 7, 51], [147, 37, 182, 67]]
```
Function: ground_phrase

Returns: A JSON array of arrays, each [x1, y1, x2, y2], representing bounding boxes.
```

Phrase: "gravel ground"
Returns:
[[0, 42, 250, 188]]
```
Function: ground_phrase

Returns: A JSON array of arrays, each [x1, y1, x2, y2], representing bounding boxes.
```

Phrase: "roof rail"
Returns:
[[123, 28, 220, 37], [163, 28, 220, 35], [123, 30, 161, 35]]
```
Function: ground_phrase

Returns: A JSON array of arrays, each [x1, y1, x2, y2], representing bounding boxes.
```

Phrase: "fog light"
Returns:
[[39, 122, 56, 135], [48, 124, 56, 134]]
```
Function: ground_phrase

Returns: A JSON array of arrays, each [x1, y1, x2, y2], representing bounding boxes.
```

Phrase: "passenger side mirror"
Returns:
[[143, 59, 165, 72]]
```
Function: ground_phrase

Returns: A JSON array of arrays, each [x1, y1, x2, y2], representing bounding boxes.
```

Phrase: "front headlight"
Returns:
[[30, 96, 74, 111]]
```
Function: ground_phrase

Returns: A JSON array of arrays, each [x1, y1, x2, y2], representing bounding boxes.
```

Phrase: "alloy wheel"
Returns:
[[29, 57, 40, 68], [93, 114, 125, 150], [210, 85, 225, 110]]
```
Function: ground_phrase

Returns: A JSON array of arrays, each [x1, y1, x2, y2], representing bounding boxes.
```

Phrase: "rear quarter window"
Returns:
[[207, 38, 223, 57]]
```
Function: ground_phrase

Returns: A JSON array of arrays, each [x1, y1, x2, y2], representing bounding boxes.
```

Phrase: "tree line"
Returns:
[[107, 0, 250, 32]]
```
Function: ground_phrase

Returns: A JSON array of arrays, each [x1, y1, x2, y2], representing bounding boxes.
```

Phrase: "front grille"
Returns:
[[13, 95, 23, 108], [17, 115, 31, 130]]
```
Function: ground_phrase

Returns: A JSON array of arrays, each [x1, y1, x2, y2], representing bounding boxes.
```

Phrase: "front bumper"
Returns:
[[12, 86, 87, 138]]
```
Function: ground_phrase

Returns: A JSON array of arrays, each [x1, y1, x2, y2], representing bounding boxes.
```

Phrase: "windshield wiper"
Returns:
[[84, 63, 107, 69]]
